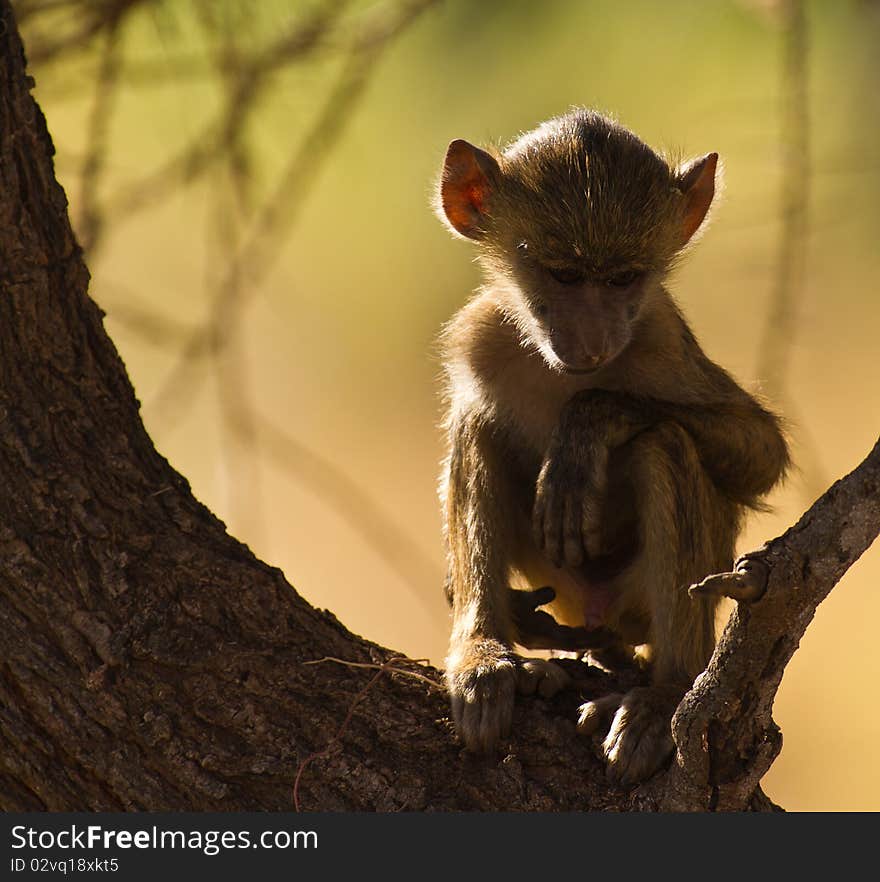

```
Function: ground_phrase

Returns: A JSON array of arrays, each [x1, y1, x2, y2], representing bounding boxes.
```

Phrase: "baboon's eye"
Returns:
[[606, 270, 641, 288], [547, 266, 584, 285]]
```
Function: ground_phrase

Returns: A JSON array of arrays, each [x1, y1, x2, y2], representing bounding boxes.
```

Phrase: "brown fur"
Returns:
[[436, 109, 789, 781]]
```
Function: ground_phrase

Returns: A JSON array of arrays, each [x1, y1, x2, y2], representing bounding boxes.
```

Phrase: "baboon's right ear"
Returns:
[[438, 139, 501, 240]]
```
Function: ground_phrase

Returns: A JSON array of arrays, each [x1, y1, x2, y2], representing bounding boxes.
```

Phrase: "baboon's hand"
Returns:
[[578, 685, 684, 785], [510, 586, 617, 651], [533, 431, 608, 567], [446, 638, 517, 753]]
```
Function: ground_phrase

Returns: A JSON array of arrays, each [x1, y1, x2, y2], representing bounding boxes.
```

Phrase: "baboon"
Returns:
[[436, 109, 788, 782]]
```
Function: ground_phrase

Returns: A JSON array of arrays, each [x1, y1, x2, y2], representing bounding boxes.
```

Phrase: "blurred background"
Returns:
[[14, 0, 880, 810]]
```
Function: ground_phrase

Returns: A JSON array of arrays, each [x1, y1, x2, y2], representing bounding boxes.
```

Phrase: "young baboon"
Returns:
[[436, 109, 789, 783]]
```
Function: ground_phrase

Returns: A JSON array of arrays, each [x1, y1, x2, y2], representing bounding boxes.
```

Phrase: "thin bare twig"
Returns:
[[23, 0, 150, 64], [77, 8, 124, 254], [292, 655, 410, 811], [103, 0, 349, 226], [229, 404, 441, 615], [102, 300, 198, 348], [758, 0, 808, 393], [303, 656, 442, 691], [199, 0, 266, 545], [756, 0, 828, 499], [209, 168, 268, 544]]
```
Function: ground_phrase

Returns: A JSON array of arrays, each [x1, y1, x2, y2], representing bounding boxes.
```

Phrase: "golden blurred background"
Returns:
[[20, 0, 880, 810]]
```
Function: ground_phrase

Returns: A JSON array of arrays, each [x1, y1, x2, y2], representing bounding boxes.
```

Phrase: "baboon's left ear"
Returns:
[[676, 152, 718, 244]]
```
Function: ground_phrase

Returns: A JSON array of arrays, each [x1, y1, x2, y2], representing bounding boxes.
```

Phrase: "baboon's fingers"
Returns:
[[515, 611, 596, 651], [576, 692, 623, 736], [602, 687, 679, 786], [511, 587, 616, 651], [516, 658, 570, 698], [521, 585, 556, 611]]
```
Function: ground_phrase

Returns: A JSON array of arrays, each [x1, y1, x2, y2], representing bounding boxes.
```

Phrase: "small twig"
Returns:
[[688, 555, 769, 602], [293, 654, 431, 811], [234, 405, 442, 614], [210, 174, 266, 544], [103, 0, 348, 226], [303, 655, 442, 690], [102, 298, 197, 349], [76, 7, 123, 254], [758, 0, 809, 393], [202, 6, 266, 545], [23, 0, 149, 64], [755, 0, 828, 500]]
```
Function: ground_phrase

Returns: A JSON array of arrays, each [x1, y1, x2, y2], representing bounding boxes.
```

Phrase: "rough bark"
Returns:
[[0, 2, 877, 812]]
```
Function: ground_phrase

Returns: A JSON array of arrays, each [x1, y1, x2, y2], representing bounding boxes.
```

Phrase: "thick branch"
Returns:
[[0, 0, 625, 812], [662, 437, 880, 810]]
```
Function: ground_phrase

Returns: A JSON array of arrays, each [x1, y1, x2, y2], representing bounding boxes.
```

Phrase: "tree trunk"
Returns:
[[1, 2, 877, 813], [0, 2, 624, 812]]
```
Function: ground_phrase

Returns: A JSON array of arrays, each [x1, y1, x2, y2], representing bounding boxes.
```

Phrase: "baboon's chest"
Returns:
[[486, 354, 592, 455]]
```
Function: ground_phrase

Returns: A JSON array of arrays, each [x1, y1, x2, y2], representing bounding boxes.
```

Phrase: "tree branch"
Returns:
[[663, 436, 880, 810]]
